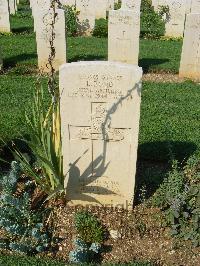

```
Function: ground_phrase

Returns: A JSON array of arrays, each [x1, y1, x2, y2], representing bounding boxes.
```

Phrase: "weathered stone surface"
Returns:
[[185, 0, 192, 13], [60, 61, 142, 208], [76, 0, 95, 36], [0, 0, 10, 32], [36, 8, 66, 73], [121, 0, 141, 12], [95, 0, 107, 19], [32, 0, 51, 31], [108, 9, 140, 64], [179, 13, 200, 80], [8, 0, 16, 14], [107, 0, 115, 10], [60, 0, 76, 6], [190, 0, 200, 13]]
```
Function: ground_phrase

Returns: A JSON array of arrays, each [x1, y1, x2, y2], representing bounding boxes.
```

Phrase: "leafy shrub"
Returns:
[[0, 161, 51, 254], [153, 157, 200, 247], [74, 211, 104, 244], [69, 238, 101, 264], [63, 5, 78, 37], [141, 0, 165, 39], [114, 0, 121, 10], [93, 18, 108, 38]]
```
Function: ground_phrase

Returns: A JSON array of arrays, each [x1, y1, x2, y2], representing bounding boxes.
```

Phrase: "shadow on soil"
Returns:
[[139, 58, 169, 73], [134, 140, 197, 205]]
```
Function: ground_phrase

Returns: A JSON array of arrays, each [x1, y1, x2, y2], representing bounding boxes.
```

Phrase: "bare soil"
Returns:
[[53, 205, 200, 266], [143, 73, 186, 83]]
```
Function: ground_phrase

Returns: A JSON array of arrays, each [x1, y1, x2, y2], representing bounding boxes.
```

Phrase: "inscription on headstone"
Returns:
[[121, 0, 141, 12], [179, 13, 200, 80], [60, 61, 142, 208]]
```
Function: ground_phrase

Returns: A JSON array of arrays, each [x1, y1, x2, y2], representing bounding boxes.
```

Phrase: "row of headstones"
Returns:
[[30, 0, 118, 36], [33, 0, 199, 80], [32, 0, 141, 72], [152, 0, 200, 38]]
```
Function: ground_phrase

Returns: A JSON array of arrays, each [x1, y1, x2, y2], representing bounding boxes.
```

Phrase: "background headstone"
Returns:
[[0, 0, 10, 33], [95, 0, 107, 19], [76, 0, 95, 36], [179, 13, 200, 80], [36, 8, 66, 73], [108, 9, 140, 64], [60, 61, 142, 208], [155, 0, 186, 38], [8, 0, 16, 15]]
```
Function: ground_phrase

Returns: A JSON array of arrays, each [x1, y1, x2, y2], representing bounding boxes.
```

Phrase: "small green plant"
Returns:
[[63, 5, 78, 37], [93, 18, 108, 38], [69, 239, 101, 264], [141, 0, 165, 39], [158, 5, 170, 18], [153, 157, 200, 247], [74, 211, 104, 244], [13, 84, 64, 198], [0, 161, 51, 254], [114, 0, 121, 10]]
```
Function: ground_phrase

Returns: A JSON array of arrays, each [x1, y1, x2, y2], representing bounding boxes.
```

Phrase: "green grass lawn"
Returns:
[[0, 254, 153, 266], [0, 75, 199, 164]]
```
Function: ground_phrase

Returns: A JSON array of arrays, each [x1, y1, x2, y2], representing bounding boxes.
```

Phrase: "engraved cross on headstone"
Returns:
[[70, 102, 126, 176]]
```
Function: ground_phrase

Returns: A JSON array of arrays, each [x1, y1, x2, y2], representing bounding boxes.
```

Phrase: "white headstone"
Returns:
[[0, 0, 10, 33], [33, 0, 51, 31], [179, 13, 200, 80], [108, 9, 140, 64], [95, 0, 107, 19], [156, 0, 186, 38], [36, 8, 66, 73], [60, 61, 142, 208], [76, 0, 95, 36], [8, 0, 16, 14]]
